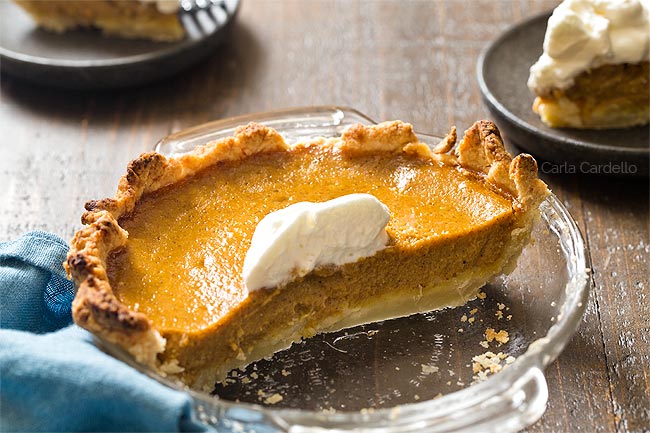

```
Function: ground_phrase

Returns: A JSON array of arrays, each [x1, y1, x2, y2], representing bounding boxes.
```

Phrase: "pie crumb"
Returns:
[[477, 291, 487, 300], [421, 364, 439, 375], [471, 351, 515, 383], [264, 393, 283, 405], [485, 328, 509, 344]]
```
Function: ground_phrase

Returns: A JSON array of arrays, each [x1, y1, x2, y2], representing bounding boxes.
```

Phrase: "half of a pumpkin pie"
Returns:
[[66, 120, 549, 390]]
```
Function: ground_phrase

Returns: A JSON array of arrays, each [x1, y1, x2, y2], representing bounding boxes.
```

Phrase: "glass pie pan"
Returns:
[[96, 106, 591, 432]]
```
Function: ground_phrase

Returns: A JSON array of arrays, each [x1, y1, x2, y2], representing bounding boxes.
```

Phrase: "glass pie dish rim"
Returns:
[[97, 106, 591, 432]]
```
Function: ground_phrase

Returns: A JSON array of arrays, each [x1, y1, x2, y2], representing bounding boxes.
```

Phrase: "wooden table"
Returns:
[[1, 1, 648, 431]]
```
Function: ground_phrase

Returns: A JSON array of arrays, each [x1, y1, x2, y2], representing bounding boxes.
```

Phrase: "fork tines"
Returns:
[[180, 0, 232, 39]]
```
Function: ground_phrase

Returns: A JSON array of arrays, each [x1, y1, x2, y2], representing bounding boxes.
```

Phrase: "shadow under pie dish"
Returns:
[[65, 119, 549, 391]]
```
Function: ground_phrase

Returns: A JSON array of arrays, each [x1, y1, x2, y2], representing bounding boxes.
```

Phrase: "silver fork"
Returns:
[[179, 0, 239, 39]]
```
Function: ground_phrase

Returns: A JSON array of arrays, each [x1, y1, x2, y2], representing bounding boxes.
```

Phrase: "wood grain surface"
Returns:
[[1, 1, 648, 431]]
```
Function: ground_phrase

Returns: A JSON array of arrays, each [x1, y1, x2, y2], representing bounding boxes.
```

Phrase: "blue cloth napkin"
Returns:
[[0, 232, 211, 432]]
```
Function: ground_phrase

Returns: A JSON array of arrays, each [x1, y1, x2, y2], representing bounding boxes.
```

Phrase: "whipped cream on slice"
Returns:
[[528, 0, 650, 93], [243, 194, 391, 292]]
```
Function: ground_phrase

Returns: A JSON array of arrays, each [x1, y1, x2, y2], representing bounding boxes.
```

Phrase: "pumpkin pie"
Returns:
[[66, 120, 549, 390], [13, 0, 184, 41], [528, 0, 649, 128]]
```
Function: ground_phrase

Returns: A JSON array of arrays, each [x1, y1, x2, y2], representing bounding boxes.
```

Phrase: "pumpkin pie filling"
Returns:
[[109, 148, 514, 333], [67, 120, 549, 389]]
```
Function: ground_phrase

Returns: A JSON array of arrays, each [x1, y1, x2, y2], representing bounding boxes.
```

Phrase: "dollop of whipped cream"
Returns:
[[139, 0, 180, 14], [528, 0, 650, 93], [243, 194, 391, 292]]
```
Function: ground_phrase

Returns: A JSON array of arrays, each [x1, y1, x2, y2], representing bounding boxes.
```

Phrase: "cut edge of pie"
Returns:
[[531, 62, 650, 129], [65, 120, 549, 388]]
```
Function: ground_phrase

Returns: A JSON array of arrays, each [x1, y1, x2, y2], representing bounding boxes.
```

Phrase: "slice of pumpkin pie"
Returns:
[[528, 0, 649, 128], [66, 120, 549, 389], [13, 0, 184, 41]]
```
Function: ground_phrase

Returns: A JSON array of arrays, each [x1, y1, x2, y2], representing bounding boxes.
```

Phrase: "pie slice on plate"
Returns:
[[66, 120, 549, 390], [13, 0, 184, 41], [528, 0, 649, 129]]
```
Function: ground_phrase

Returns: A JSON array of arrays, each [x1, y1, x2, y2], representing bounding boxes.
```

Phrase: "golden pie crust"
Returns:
[[66, 120, 549, 389]]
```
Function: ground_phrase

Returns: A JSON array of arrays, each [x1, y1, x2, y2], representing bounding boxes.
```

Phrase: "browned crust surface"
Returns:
[[65, 120, 549, 369]]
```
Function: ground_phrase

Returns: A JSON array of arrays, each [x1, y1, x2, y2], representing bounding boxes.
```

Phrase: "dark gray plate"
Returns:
[[477, 12, 649, 177], [0, 0, 239, 89]]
